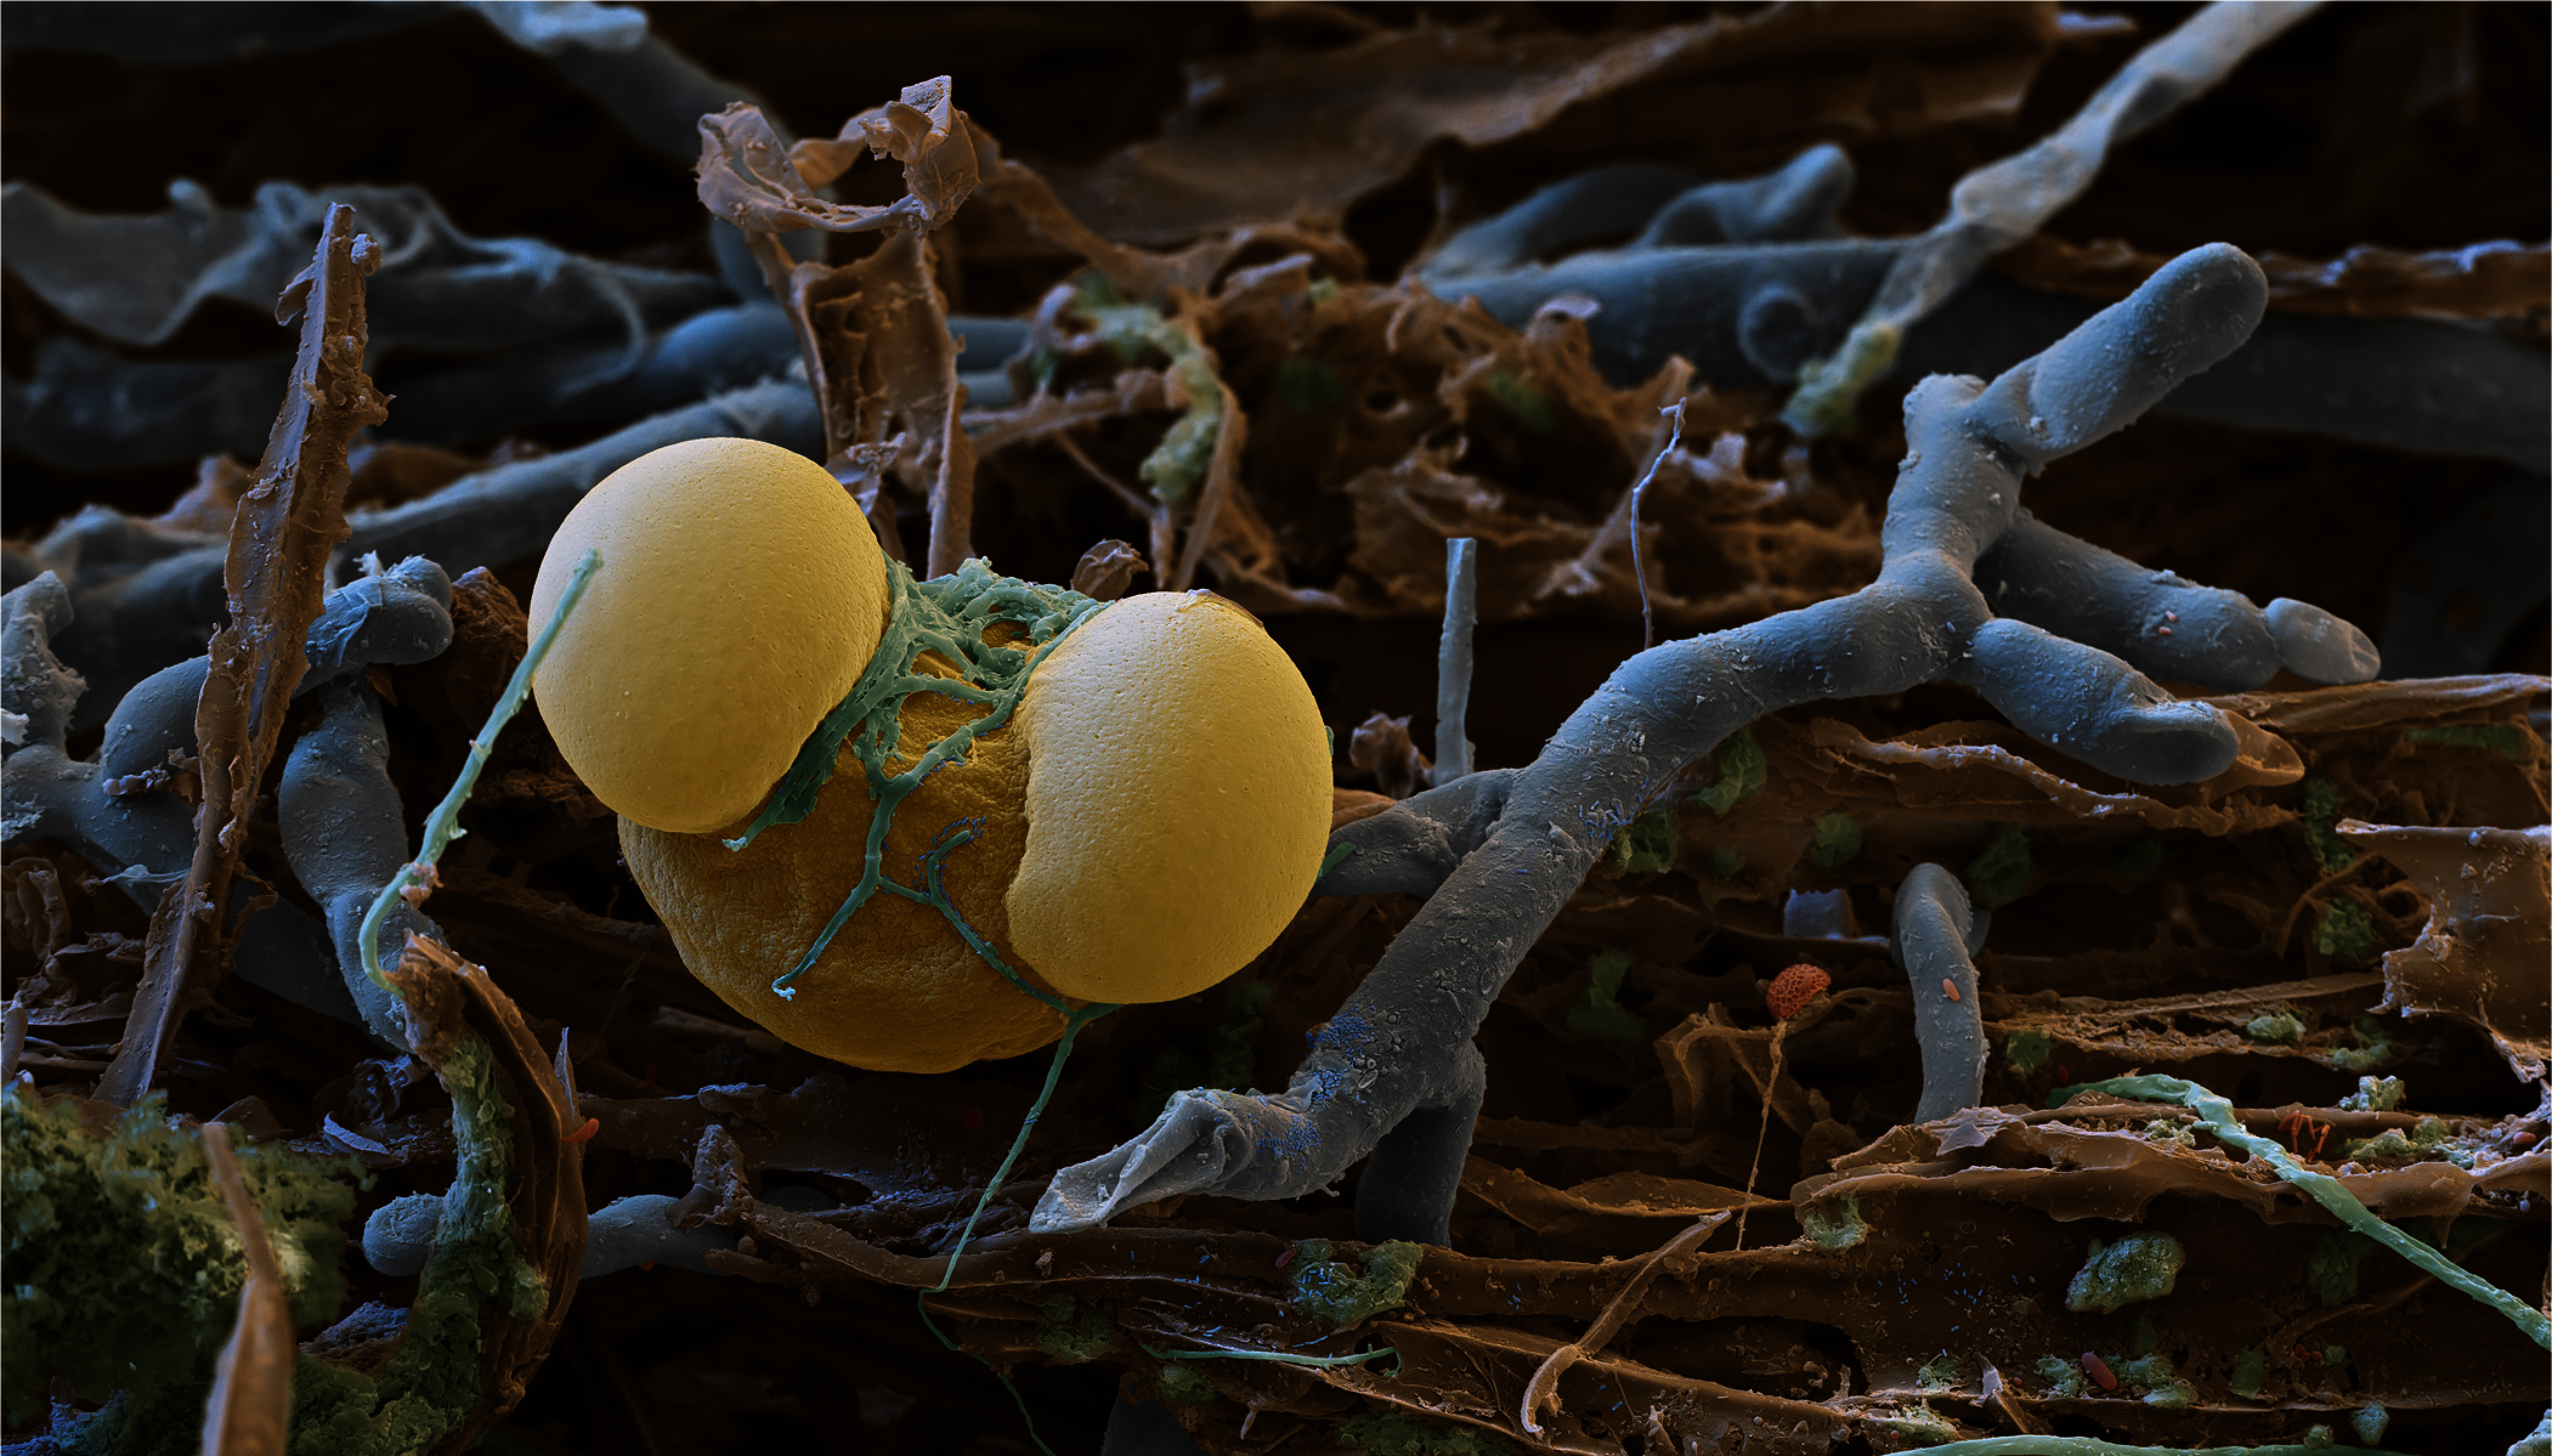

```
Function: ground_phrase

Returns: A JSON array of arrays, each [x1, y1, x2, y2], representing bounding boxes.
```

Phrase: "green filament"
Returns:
[[731, 557, 1104, 998], [359, 548, 601, 992]]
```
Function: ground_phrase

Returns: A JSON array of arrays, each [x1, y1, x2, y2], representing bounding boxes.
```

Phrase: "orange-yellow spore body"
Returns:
[[1005, 591, 1332, 1004], [528, 437, 887, 834], [619, 661, 1073, 1073]]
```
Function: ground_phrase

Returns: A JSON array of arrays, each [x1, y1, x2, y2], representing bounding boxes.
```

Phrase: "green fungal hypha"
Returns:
[[2005, 1029, 2056, 1076], [1807, 810, 1861, 869], [2244, 1009, 2307, 1045], [1, 1087, 361, 1430], [1039, 247, 2389, 1251], [1965, 823, 2032, 908], [1693, 725, 1767, 813], [1071, 276, 1223, 500], [1034, 1296, 1119, 1363], [2047, 1074, 2551, 1350], [2301, 778, 2354, 874], [2066, 1232, 2184, 1314], [1291, 1239, 1423, 1327], [1802, 1191, 1866, 1251], [1606, 805, 1680, 873], [2313, 897, 2377, 966], [728, 557, 1104, 997], [1565, 950, 1648, 1043]]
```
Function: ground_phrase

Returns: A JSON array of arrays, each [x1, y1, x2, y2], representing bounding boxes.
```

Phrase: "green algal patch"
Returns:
[[2115, 837, 2168, 881], [2244, 1010, 2307, 1045], [2352, 1403, 2392, 1446], [1565, 950, 1646, 1044], [1339, 1411, 1515, 1456], [1606, 806, 1680, 874], [2313, 898, 2377, 966], [1, 1085, 362, 1427], [1305, 276, 1343, 308], [1693, 727, 1766, 814], [1784, 318, 1901, 436], [1914, 1352, 1961, 1392], [288, 1035, 545, 1456], [1484, 370, 1558, 436], [1707, 846, 1746, 880], [2230, 1347, 2267, 1399], [1967, 824, 2032, 908], [2507, 1410, 2551, 1456], [2403, 723, 2528, 758], [2327, 1015, 2397, 1073], [2339, 1075, 2406, 1112], [2341, 1116, 2469, 1169], [2005, 1030, 2056, 1077], [2111, 1352, 2195, 1408], [1034, 1296, 1118, 1363], [2033, 1356, 2087, 1400], [1073, 276, 1224, 501], [1802, 1191, 1865, 1251], [2066, 1232, 2183, 1314], [1154, 1362, 1216, 1404], [1807, 811, 1861, 869], [2301, 1423, 2336, 1449], [1872, 1402, 1959, 1444], [2301, 780, 2353, 874], [2308, 1232, 2375, 1306], [1276, 354, 1346, 417], [1292, 1239, 1422, 1327]]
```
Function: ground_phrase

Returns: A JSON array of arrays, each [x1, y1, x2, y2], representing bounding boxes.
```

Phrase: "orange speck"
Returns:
[[641, 1260, 656, 1271], [562, 1117, 601, 1145], [1766, 964, 1830, 1021], [2081, 1352, 2117, 1390], [1942, 978, 1961, 1002]]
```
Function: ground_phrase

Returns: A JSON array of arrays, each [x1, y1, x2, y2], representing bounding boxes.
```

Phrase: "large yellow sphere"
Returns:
[[1005, 591, 1334, 1004], [527, 438, 889, 834]]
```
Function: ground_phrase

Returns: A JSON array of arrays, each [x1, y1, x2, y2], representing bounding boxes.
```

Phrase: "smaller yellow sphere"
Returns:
[[1005, 591, 1334, 1004], [528, 438, 888, 835]]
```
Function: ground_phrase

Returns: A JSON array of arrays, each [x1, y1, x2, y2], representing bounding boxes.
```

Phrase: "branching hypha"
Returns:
[[1032, 243, 2383, 1245]]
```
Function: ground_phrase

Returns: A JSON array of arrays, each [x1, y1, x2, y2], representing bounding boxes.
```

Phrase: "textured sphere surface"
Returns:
[[621, 667, 1073, 1072], [528, 438, 887, 834], [1005, 591, 1332, 1003]]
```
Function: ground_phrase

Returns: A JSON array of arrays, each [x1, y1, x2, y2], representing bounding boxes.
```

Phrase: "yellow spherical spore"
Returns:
[[528, 438, 888, 834], [620, 658, 1073, 1073], [1004, 591, 1332, 1004]]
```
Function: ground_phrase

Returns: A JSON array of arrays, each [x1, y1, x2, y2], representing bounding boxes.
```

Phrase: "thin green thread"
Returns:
[[2047, 1075, 2550, 1350], [731, 558, 1105, 998], [1140, 1342, 1401, 1372], [360, 548, 601, 992]]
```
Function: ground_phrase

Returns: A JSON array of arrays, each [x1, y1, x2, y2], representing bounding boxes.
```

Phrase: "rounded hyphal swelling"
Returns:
[[527, 437, 889, 834], [1006, 591, 1333, 1004]]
